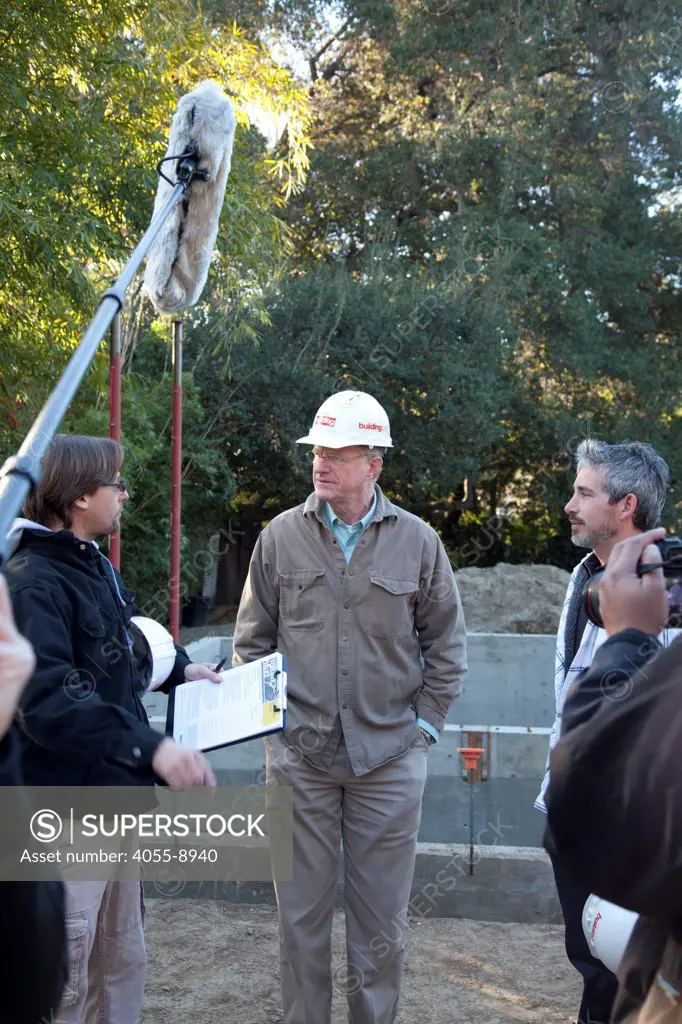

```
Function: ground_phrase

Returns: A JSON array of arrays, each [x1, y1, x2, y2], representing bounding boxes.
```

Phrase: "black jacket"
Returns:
[[0, 727, 67, 1024], [4, 528, 190, 787], [544, 628, 682, 1023]]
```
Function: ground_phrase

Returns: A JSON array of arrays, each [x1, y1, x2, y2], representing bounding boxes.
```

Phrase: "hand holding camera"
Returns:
[[584, 528, 681, 637]]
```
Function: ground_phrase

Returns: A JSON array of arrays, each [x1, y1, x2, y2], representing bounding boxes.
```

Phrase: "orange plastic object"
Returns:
[[458, 747, 485, 771]]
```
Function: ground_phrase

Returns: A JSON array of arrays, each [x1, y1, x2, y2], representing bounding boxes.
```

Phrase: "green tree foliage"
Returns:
[[3, 0, 682, 614], [0, 0, 311, 403], [0, 0, 312, 609], [63, 331, 235, 608], [260, 0, 682, 561], [189, 253, 509, 527]]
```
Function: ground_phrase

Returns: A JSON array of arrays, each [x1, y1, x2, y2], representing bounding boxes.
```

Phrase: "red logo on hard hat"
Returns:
[[359, 422, 383, 432], [316, 415, 336, 428]]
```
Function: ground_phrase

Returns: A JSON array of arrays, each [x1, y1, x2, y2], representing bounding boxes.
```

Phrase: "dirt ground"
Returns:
[[141, 900, 579, 1024], [453, 563, 572, 635]]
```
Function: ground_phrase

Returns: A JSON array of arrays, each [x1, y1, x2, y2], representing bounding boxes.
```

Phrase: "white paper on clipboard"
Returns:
[[169, 652, 286, 752]]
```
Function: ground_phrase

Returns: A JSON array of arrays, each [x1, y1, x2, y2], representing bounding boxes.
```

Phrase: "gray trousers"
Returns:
[[54, 878, 146, 1024], [265, 732, 428, 1024]]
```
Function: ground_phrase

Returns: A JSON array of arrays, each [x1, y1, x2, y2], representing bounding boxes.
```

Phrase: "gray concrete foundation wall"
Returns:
[[143, 843, 561, 925]]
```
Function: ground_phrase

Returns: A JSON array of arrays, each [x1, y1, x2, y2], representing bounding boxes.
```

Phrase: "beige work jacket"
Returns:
[[233, 486, 467, 775]]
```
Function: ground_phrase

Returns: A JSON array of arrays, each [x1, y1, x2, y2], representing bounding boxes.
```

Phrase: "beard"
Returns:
[[570, 523, 618, 549], [107, 511, 122, 535]]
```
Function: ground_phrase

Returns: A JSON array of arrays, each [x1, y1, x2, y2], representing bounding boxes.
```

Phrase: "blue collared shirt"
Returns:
[[324, 492, 440, 745], [324, 493, 377, 564]]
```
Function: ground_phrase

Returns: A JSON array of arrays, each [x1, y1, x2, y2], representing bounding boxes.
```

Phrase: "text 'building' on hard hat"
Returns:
[[296, 391, 393, 450]]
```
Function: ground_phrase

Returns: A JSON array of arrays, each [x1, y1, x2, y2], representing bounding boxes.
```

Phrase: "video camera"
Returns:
[[584, 535, 682, 630]]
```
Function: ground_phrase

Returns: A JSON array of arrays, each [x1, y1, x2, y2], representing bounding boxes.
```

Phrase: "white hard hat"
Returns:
[[129, 615, 177, 692], [582, 894, 639, 975], [296, 391, 393, 449]]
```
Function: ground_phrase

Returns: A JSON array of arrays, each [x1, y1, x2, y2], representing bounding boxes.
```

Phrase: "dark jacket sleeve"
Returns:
[[11, 584, 163, 767], [157, 643, 192, 694], [0, 728, 67, 1024], [119, 573, 191, 693], [544, 629, 682, 918]]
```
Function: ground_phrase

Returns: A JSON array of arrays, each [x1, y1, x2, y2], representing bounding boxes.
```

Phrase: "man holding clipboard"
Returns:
[[233, 391, 467, 1024], [4, 435, 222, 1024]]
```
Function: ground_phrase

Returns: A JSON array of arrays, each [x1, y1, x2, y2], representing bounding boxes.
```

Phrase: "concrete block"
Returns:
[[490, 730, 549, 779], [452, 633, 556, 728], [416, 774, 546, 848], [185, 634, 232, 665], [410, 843, 562, 924], [143, 843, 561, 925]]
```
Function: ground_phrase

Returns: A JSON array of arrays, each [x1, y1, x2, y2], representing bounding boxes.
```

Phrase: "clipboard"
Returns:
[[165, 652, 287, 753]]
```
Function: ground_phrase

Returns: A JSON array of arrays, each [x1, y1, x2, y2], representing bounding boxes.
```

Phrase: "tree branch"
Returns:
[[537, 65, 596, 79], [309, 18, 353, 81], [310, 17, 352, 65]]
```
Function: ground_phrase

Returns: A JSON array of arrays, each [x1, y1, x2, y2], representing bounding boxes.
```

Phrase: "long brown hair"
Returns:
[[23, 435, 124, 529]]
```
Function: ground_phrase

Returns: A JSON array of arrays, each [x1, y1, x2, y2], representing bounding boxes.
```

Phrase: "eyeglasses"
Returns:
[[306, 450, 375, 466], [100, 479, 127, 493]]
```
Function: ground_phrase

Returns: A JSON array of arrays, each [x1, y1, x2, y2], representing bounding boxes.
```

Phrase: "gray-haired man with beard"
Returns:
[[536, 439, 678, 1024]]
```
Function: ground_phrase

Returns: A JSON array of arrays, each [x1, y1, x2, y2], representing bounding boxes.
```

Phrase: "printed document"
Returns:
[[167, 652, 286, 752]]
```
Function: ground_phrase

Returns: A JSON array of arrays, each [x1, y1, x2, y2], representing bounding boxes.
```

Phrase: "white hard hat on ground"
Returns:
[[582, 894, 639, 975], [296, 391, 393, 449], [129, 615, 178, 692]]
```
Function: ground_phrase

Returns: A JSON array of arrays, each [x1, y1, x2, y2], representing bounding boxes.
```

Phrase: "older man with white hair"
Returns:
[[233, 390, 467, 1024]]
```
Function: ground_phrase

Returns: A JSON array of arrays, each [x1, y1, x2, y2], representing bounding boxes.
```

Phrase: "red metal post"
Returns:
[[169, 319, 183, 642], [108, 313, 122, 571]]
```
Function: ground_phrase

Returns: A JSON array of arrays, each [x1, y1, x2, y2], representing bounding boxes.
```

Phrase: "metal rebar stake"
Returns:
[[458, 747, 485, 875]]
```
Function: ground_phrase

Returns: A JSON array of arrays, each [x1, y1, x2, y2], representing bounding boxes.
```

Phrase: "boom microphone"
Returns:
[[143, 79, 237, 315], [0, 79, 237, 564]]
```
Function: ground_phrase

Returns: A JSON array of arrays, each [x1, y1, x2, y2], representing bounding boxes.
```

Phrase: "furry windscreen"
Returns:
[[143, 80, 236, 315]]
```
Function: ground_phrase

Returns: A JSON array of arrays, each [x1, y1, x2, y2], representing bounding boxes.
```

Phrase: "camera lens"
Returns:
[[583, 571, 605, 629]]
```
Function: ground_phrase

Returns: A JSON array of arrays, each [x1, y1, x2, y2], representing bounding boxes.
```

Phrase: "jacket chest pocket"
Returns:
[[280, 570, 326, 631], [367, 576, 418, 638], [76, 611, 107, 641], [68, 612, 108, 699], [76, 611, 127, 672]]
